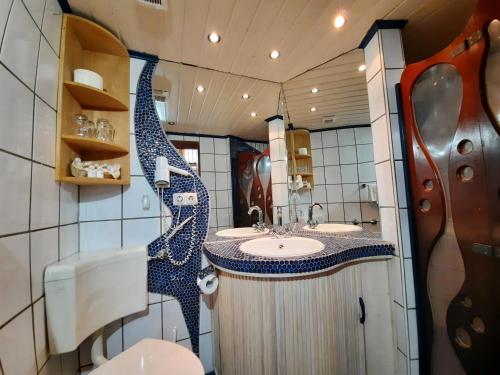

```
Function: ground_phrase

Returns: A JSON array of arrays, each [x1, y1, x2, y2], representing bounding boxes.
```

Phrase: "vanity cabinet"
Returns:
[[55, 15, 130, 185], [286, 129, 314, 190]]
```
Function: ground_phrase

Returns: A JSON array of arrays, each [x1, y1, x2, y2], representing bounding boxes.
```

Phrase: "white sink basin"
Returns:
[[216, 227, 269, 238], [303, 223, 363, 233], [240, 237, 324, 258]]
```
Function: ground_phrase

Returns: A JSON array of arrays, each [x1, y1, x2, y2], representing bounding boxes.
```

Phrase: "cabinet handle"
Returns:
[[359, 297, 366, 324]]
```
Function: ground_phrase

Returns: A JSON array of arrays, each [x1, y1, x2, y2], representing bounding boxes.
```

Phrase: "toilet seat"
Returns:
[[89, 338, 204, 375]]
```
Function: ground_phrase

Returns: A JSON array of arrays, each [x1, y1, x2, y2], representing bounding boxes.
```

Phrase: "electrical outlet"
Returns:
[[173, 193, 198, 206]]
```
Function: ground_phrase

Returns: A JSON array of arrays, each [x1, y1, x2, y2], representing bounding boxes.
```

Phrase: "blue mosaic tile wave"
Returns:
[[134, 59, 210, 354]]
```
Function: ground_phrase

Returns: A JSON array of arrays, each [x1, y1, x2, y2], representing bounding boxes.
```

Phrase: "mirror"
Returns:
[[282, 49, 380, 231], [151, 50, 380, 232]]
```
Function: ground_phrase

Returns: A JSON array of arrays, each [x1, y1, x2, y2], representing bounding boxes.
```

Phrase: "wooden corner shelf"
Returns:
[[55, 14, 130, 186], [294, 153, 311, 159], [286, 129, 314, 189], [64, 81, 128, 111], [62, 135, 129, 154]]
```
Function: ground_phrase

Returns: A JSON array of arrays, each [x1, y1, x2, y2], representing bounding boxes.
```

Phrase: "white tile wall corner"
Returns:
[[36, 36, 59, 109], [364, 31, 381, 82], [367, 71, 387, 123], [59, 224, 78, 259], [407, 309, 419, 359], [404, 258, 416, 309], [130, 134, 143, 175], [129, 93, 136, 133], [31, 162, 60, 230], [31, 227, 59, 301], [394, 161, 408, 208], [380, 29, 405, 69], [199, 332, 214, 373], [385, 68, 404, 114], [390, 114, 403, 160], [397, 350, 408, 375], [380, 207, 399, 253], [0, 64, 34, 158], [0, 0, 12, 43], [399, 209, 412, 258], [371, 115, 391, 163], [393, 302, 408, 355], [375, 161, 396, 207], [388, 257, 404, 306], [34, 297, 48, 370], [130, 58, 146, 94], [42, 0, 63, 55], [33, 97, 56, 166], [0, 0, 40, 89]]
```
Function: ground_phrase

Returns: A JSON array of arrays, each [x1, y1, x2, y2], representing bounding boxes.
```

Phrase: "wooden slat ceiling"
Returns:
[[153, 61, 281, 140], [283, 49, 369, 129], [68, 0, 476, 82]]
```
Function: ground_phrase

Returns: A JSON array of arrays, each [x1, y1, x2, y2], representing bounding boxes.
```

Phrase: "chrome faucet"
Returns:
[[308, 203, 323, 228], [269, 206, 291, 238], [248, 205, 265, 231]]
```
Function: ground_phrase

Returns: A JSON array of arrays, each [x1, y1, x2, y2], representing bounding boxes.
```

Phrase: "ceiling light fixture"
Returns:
[[196, 85, 205, 93], [358, 64, 366, 72], [311, 87, 319, 93], [251, 112, 257, 117], [208, 32, 221, 44], [333, 14, 345, 29], [242, 93, 250, 99], [311, 107, 317, 112], [269, 50, 280, 59]]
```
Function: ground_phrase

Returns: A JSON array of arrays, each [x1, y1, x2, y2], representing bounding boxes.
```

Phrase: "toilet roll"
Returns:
[[197, 266, 219, 295]]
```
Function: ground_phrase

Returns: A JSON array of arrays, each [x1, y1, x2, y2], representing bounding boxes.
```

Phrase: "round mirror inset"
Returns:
[[419, 199, 431, 212], [423, 179, 434, 191], [457, 166, 474, 182], [457, 139, 473, 155], [471, 316, 485, 334], [461, 295, 473, 308], [455, 327, 472, 349]]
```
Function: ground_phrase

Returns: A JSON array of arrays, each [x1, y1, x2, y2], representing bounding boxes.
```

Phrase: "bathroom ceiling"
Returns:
[[283, 49, 369, 129], [68, 0, 476, 83], [153, 61, 281, 140]]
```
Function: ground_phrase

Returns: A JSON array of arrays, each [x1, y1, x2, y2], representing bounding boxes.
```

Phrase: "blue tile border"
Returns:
[[134, 60, 210, 355]]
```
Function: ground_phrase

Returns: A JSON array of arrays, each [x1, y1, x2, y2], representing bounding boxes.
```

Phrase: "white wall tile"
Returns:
[[354, 127, 372, 144], [201, 171, 216, 191], [364, 32, 381, 82], [410, 359, 419, 375], [393, 302, 407, 354], [321, 130, 337, 147], [80, 220, 121, 252], [59, 223, 78, 259], [367, 71, 386, 123], [380, 207, 398, 249], [356, 143, 374, 163], [33, 97, 56, 166], [0, 152, 31, 236], [163, 299, 189, 341], [80, 185, 122, 221], [0, 307, 37, 375], [39, 356, 61, 375], [31, 163, 59, 230], [390, 114, 403, 160], [268, 122, 284, 141], [214, 154, 228, 172], [326, 185, 343, 203], [404, 258, 416, 309], [358, 162, 376, 182], [342, 184, 360, 202], [199, 137, 214, 154], [0, 234, 30, 326], [0, 65, 34, 158], [123, 218, 160, 247], [344, 203, 361, 222], [407, 309, 419, 359], [323, 147, 339, 166], [199, 333, 214, 373], [215, 171, 228, 191], [60, 349, 78, 375], [123, 176, 161, 219], [338, 146, 357, 164], [213, 138, 227, 154], [385, 68, 404, 114], [311, 185, 327, 204], [388, 257, 404, 306], [104, 319, 123, 359], [397, 351, 408, 375], [36, 37, 59, 109], [130, 58, 145, 94], [310, 132, 322, 149], [313, 166, 325, 185], [337, 128, 355, 146], [59, 183, 78, 224], [200, 297, 212, 334], [216, 190, 228, 208], [123, 304, 162, 350], [129, 134, 143, 175], [200, 153, 215, 172], [33, 297, 48, 370], [399, 209, 412, 258], [340, 164, 358, 183], [30, 227, 58, 301], [372, 115, 391, 164], [270, 160, 286, 184], [311, 148, 323, 167], [0, 0, 40, 89], [395, 160, 407, 208], [375, 161, 395, 207], [381, 29, 405, 69], [129, 94, 136, 133], [327, 203, 344, 222], [324, 165, 341, 185], [23, 0, 45, 27], [41, 0, 62, 54], [0, 0, 12, 44]]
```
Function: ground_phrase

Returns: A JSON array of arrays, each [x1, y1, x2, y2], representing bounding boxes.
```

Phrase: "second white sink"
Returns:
[[303, 223, 363, 233], [240, 237, 324, 258], [216, 227, 269, 238]]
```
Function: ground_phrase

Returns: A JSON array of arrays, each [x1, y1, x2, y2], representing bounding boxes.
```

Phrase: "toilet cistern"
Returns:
[[248, 205, 265, 231], [308, 203, 323, 229]]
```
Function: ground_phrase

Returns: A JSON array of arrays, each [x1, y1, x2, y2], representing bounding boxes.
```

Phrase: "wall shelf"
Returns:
[[55, 14, 130, 186], [62, 135, 129, 155], [64, 81, 128, 111], [286, 129, 314, 189]]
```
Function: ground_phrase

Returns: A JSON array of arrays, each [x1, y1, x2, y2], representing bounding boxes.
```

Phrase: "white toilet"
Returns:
[[44, 246, 204, 374]]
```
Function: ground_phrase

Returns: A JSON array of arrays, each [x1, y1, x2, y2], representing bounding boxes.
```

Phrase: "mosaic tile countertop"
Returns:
[[203, 224, 394, 277]]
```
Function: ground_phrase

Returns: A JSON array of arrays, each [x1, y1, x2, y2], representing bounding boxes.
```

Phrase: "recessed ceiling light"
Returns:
[[196, 85, 205, 93], [310, 107, 317, 112], [242, 93, 250, 99], [269, 50, 280, 59], [208, 32, 221, 44], [358, 64, 366, 72], [251, 112, 257, 117], [334, 14, 345, 29], [311, 87, 319, 93]]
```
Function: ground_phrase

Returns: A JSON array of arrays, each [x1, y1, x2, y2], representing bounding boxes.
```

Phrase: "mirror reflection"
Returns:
[[152, 49, 380, 233]]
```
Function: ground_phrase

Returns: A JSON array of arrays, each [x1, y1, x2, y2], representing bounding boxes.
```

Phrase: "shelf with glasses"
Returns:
[[285, 129, 314, 189], [61, 135, 129, 155], [63, 81, 128, 111]]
